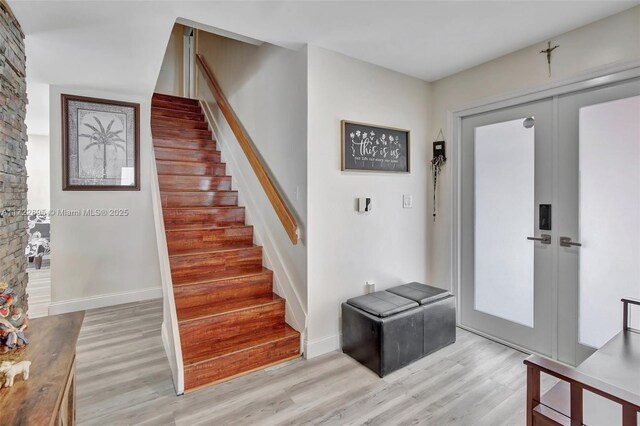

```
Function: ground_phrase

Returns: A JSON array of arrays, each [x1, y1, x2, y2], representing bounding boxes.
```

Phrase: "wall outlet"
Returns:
[[403, 194, 413, 208], [365, 281, 375, 294], [295, 186, 300, 201]]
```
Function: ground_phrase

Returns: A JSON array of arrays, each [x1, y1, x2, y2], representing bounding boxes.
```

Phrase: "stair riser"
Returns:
[[153, 128, 212, 139], [159, 175, 231, 192], [152, 100, 201, 113], [167, 226, 253, 253], [152, 108, 204, 120], [154, 148, 221, 163], [161, 191, 237, 208], [152, 119, 209, 130], [152, 94, 199, 106], [153, 138, 217, 151], [174, 272, 273, 310], [184, 334, 299, 390], [163, 208, 245, 229], [179, 301, 285, 347], [156, 161, 226, 176], [170, 247, 263, 284]]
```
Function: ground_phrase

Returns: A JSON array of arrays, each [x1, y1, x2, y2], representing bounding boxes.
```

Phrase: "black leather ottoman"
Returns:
[[387, 282, 456, 356], [341, 291, 423, 377]]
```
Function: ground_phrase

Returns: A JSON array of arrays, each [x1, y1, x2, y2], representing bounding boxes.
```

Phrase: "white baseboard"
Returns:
[[48, 287, 162, 315], [305, 333, 341, 359]]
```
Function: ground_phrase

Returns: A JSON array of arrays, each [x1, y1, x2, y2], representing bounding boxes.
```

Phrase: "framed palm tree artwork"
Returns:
[[62, 94, 140, 190]]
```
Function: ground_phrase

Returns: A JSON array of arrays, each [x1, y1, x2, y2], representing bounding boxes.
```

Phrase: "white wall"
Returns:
[[306, 46, 431, 357], [25, 134, 50, 210], [427, 6, 640, 290], [155, 23, 184, 97], [48, 86, 162, 313], [195, 32, 308, 328]]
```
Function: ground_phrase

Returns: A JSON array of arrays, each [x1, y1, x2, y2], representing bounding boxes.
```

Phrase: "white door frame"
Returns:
[[449, 60, 640, 357]]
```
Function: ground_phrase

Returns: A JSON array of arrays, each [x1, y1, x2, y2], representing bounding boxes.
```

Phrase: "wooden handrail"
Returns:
[[195, 54, 298, 244]]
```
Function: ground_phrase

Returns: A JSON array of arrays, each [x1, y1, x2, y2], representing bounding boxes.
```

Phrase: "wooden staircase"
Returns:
[[151, 93, 301, 392]]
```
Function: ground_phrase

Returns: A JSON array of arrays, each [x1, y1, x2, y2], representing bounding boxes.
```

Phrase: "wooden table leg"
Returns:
[[623, 405, 638, 426], [527, 365, 540, 426]]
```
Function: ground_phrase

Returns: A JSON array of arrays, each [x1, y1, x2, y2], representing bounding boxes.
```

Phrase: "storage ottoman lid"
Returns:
[[386, 282, 451, 305], [347, 291, 418, 318]]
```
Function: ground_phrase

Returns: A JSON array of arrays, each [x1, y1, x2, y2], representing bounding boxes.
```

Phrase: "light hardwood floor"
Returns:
[[76, 300, 556, 425], [26, 266, 51, 318]]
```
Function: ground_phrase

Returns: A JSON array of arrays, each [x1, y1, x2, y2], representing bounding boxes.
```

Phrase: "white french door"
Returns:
[[460, 99, 554, 356], [557, 78, 640, 365], [459, 76, 640, 364]]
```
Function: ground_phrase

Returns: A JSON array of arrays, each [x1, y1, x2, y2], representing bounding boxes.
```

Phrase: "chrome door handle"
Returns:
[[527, 234, 551, 244], [560, 236, 582, 247]]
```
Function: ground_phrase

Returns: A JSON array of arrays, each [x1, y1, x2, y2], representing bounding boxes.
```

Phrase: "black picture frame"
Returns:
[[62, 94, 140, 191], [341, 120, 410, 173]]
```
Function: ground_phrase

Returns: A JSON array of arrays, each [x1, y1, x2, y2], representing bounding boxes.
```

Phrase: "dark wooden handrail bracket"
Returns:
[[195, 54, 299, 245], [524, 297, 640, 426]]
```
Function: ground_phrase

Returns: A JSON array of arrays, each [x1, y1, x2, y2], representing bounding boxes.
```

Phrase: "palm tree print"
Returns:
[[79, 116, 126, 179]]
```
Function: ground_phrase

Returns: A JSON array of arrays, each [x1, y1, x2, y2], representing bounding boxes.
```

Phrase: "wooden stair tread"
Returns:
[[151, 102, 202, 113], [177, 294, 283, 323], [168, 244, 259, 258], [165, 224, 248, 233], [160, 191, 238, 208], [151, 97, 200, 105], [164, 223, 246, 231], [152, 108, 203, 116], [154, 130, 212, 137], [152, 122, 207, 128], [172, 266, 271, 287], [160, 190, 237, 195], [152, 93, 199, 105], [183, 324, 298, 366], [153, 143, 218, 152], [163, 207, 240, 211], [157, 173, 227, 179], [151, 114, 205, 123], [152, 118, 207, 125], [154, 146, 219, 153], [160, 188, 230, 193], [169, 244, 254, 256], [156, 159, 225, 166], [162, 206, 244, 213], [153, 137, 214, 143], [154, 156, 222, 165]]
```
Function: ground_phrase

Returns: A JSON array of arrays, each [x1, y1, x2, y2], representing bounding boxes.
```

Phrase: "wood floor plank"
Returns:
[[76, 299, 536, 425]]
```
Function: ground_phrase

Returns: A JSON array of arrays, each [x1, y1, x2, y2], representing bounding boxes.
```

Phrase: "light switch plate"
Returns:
[[403, 194, 413, 208]]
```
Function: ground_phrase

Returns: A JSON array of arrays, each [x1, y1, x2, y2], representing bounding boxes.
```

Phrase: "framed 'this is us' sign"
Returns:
[[341, 120, 410, 173]]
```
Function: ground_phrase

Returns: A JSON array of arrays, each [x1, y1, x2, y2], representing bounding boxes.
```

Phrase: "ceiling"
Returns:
[[8, 0, 639, 135]]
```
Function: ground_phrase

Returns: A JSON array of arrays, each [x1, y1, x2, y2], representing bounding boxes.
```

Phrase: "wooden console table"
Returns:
[[525, 298, 640, 425], [0, 311, 85, 425]]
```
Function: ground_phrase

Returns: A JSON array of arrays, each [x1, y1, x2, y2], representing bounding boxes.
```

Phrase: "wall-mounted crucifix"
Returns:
[[540, 41, 560, 77]]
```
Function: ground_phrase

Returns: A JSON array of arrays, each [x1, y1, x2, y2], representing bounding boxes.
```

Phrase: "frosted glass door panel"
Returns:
[[474, 118, 535, 327], [579, 95, 640, 348]]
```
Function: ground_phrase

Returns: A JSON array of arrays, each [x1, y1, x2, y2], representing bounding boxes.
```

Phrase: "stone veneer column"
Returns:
[[0, 1, 28, 311]]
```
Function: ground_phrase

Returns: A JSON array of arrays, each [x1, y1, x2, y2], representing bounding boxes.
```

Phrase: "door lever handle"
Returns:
[[527, 234, 551, 244], [560, 236, 582, 247]]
